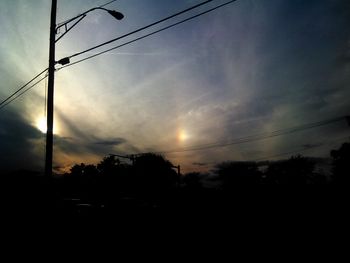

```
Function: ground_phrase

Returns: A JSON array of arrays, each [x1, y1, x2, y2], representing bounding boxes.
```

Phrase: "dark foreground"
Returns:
[[1, 172, 346, 221]]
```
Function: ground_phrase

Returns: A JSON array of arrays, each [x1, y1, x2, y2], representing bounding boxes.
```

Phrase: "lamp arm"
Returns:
[[55, 7, 101, 42], [55, 14, 86, 43], [55, 7, 123, 42]]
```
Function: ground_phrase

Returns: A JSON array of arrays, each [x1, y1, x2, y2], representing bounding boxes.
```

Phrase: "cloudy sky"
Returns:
[[1, 0, 349, 174]]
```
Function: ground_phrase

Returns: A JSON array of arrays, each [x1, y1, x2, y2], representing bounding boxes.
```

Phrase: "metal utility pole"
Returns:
[[45, 0, 57, 176]]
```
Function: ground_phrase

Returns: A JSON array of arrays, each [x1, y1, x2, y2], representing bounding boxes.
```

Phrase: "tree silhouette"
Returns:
[[265, 155, 315, 184], [70, 163, 98, 178], [214, 161, 262, 188], [70, 163, 86, 177], [84, 164, 99, 177], [331, 142, 350, 184], [97, 155, 121, 176], [183, 172, 203, 190], [132, 153, 179, 199], [96, 155, 132, 202]]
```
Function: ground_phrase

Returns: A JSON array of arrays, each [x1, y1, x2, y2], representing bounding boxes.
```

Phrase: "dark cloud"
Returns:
[[336, 54, 350, 66], [192, 162, 208, 167], [52, 110, 140, 164], [94, 138, 126, 146], [53, 136, 82, 155], [303, 143, 323, 149], [0, 108, 44, 171], [54, 134, 130, 158], [55, 108, 90, 142]]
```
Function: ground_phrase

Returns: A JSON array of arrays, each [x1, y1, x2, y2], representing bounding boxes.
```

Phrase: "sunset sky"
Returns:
[[1, 0, 349, 174]]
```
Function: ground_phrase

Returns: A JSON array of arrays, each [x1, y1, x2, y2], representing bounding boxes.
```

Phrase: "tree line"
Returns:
[[2, 142, 349, 215]]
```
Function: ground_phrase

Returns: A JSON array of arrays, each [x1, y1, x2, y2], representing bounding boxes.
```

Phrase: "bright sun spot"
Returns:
[[177, 129, 189, 142], [36, 117, 59, 134], [37, 117, 46, 133]]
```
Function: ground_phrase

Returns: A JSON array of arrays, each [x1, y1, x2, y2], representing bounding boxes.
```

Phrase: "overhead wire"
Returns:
[[57, 0, 237, 70], [172, 117, 346, 152], [66, 0, 216, 60], [0, 75, 48, 111], [0, 1, 236, 110], [0, 68, 48, 111], [58, 0, 237, 70], [99, 0, 118, 8], [152, 116, 348, 154], [253, 136, 349, 162], [47, 1, 350, 166], [193, 137, 349, 168], [193, 136, 349, 169], [0, 0, 119, 111]]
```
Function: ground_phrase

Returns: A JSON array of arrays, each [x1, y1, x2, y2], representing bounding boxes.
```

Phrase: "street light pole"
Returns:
[[44, 0, 123, 176], [45, 0, 57, 177]]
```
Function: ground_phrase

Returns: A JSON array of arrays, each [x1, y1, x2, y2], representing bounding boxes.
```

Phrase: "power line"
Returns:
[[253, 136, 349, 162], [99, 0, 118, 8], [198, 137, 349, 168], [1, 2, 232, 111], [182, 136, 350, 169], [178, 117, 346, 151], [0, 68, 48, 110], [154, 116, 348, 154], [0, 0, 119, 112], [57, 0, 237, 70], [67, 0, 216, 59], [0, 75, 48, 111]]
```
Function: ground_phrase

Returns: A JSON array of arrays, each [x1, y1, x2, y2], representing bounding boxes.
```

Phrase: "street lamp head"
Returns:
[[107, 10, 124, 20]]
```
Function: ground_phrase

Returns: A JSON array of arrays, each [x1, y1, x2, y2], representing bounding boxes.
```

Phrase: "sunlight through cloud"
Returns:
[[35, 116, 59, 135], [177, 129, 189, 143]]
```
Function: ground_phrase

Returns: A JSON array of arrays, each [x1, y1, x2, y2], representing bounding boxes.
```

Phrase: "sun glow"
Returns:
[[35, 117, 59, 134], [36, 117, 46, 133], [177, 129, 189, 142]]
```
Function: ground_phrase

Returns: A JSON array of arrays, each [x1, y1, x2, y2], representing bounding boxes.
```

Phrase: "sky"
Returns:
[[0, 0, 349, 174]]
